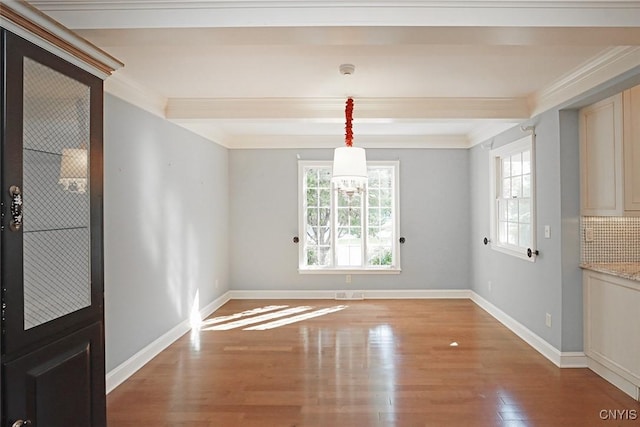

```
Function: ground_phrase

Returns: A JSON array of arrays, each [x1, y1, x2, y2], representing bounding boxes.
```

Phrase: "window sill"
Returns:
[[298, 268, 401, 275], [490, 244, 536, 262]]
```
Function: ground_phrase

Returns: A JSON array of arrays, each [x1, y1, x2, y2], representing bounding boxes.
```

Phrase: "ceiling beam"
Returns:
[[166, 97, 530, 120]]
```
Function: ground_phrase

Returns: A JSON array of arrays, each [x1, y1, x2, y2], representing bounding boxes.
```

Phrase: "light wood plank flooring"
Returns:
[[107, 299, 640, 426]]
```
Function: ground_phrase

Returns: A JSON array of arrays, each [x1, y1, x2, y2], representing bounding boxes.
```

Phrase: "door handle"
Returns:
[[12, 420, 32, 427], [9, 185, 23, 231]]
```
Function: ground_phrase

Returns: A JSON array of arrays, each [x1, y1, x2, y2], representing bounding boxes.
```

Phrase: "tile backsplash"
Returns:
[[581, 216, 640, 263]]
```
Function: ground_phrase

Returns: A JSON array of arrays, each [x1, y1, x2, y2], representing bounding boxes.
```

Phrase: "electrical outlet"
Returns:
[[215, 279, 219, 289], [545, 313, 552, 328], [346, 274, 351, 284], [488, 281, 492, 293], [544, 225, 551, 239]]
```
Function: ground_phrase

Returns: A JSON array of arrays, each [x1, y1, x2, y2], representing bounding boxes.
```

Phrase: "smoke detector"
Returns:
[[339, 63, 355, 75]]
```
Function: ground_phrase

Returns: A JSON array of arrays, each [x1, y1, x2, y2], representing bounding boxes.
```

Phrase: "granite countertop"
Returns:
[[580, 262, 640, 282]]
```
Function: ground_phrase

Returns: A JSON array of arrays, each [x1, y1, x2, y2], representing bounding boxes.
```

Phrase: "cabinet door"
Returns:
[[3, 323, 105, 427], [580, 93, 623, 215], [623, 85, 640, 212], [1, 30, 106, 426]]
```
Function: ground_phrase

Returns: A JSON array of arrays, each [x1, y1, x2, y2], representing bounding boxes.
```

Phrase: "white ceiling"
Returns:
[[30, 1, 640, 149]]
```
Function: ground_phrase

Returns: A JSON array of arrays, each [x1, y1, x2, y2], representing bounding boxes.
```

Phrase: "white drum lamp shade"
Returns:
[[59, 148, 88, 193], [332, 146, 367, 189]]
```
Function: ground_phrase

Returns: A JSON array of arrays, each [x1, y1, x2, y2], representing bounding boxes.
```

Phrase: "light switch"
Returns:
[[544, 225, 551, 239]]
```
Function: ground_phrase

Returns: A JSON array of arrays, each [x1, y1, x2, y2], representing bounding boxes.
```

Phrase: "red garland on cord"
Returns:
[[345, 97, 354, 147]]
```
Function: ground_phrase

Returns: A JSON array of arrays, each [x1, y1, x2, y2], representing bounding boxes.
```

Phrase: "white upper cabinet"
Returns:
[[580, 86, 640, 216], [624, 85, 640, 212], [580, 94, 623, 215]]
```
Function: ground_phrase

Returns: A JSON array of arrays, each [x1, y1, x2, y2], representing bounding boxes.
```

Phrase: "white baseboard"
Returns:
[[229, 288, 470, 300], [470, 291, 587, 368], [106, 291, 231, 394], [587, 358, 640, 401], [229, 289, 336, 299]]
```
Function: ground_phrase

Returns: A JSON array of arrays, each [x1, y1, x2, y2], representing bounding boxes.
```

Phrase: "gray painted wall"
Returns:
[[103, 94, 229, 371], [229, 148, 470, 291], [559, 110, 582, 352], [469, 108, 582, 352]]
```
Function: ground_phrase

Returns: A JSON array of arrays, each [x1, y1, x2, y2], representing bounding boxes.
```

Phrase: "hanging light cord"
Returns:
[[345, 97, 354, 147]]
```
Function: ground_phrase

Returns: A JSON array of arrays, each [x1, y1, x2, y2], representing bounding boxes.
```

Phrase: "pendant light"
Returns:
[[332, 97, 367, 196]]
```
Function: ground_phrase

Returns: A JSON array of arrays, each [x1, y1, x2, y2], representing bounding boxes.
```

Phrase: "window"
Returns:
[[489, 135, 537, 261], [298, 161, 400, 272]]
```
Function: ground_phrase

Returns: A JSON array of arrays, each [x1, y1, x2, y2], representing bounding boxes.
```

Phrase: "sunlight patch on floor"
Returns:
[[203, 306, 313, 331], [244, 305, 348, 330], [201, 305, 349, 331], [201, 305, 288, 327]]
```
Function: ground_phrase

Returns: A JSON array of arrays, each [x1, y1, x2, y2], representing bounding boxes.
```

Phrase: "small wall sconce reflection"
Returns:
[[59, 148, 88, 194]]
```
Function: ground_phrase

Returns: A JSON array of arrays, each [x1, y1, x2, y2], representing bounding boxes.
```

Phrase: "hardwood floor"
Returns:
[[107, 299, 640, 426]]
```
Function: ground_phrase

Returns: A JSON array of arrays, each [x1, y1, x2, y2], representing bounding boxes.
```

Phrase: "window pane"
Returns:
[[519, 224, 531, 248], [337, 208, 349, 226], [319, 189, 331, 206], [306, 208, 318, 226], [336, 226, 362, 240], [522, 150, 531, 174], [380, 189, 392, 207], [306, 189, 318, 206], [338, 191, 361, 206], [318, 168, 332, 187], [512, 176, 522, 198], [502, 178, 511, 198], [502, 157, 511, 178], [519, 199, 530, 224], [381, 208, 392, 224], [340, 246, 361, 266], [318, 208, 330, 226], [499, 221, 508, 244], [508, 199, 518, 221], [306, 168, 319, 188], [379, 169, 392, 188], [349, 227, 361, 239], [368, 208, 380, 226], [499, 200, 508, 221], [508, 223, 518, 245], [368, 190, 380, 208], [306, 246, 331, 266], [511, 153, 522, 176], [336, 231, 361, 266], [368, 247, 392, 266], [522, 174, 531, 198], [367, 168, 380, 187], [305, 247, 318, 265]]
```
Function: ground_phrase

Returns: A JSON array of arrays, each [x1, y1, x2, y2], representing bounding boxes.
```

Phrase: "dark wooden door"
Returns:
[[1, 30, 106, 427]]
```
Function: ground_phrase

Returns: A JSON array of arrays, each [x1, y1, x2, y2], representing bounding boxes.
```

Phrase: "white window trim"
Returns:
[[298, 160, 401, 274], [489, 134, 537, 262]]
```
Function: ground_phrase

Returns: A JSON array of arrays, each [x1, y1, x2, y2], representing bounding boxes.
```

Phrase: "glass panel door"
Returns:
[[21, 57, 92, 329]]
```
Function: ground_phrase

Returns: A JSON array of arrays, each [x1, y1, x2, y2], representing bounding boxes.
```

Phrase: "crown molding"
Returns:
[[166, 97, 530, 121], [31, 1, 640, 29], [105, 72, 168, 118], [530, 46, 640, 116], [467, 121, 520, 147], [169, 119, 231, 148], [0, 0, 123, 78]]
